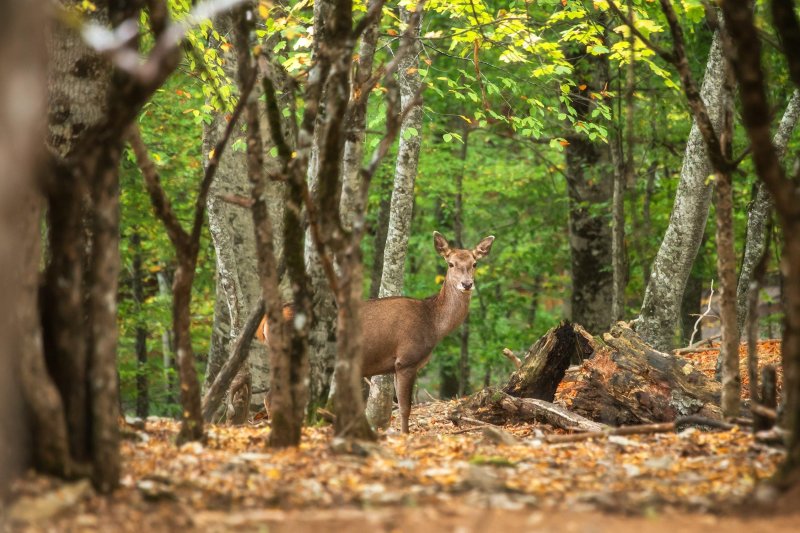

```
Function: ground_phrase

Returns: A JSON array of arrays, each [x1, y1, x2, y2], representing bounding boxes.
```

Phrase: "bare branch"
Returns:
[[128, 124, 190, 250]]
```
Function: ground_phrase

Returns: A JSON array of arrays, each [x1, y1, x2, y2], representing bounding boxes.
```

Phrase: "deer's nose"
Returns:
[[462, 281, 473, 290]]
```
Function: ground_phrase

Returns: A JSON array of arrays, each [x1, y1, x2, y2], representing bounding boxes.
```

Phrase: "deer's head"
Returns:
[[434, 231, 495, 293]]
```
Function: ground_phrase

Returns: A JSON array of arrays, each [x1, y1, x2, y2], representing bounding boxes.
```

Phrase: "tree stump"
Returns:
[[503, 321, 594, 401], [556, 323, 722, 425]]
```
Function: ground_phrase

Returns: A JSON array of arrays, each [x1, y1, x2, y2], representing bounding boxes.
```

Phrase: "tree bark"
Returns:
[[365, 5, 424, 429], [564, 48, 614, 334], [716, 64, 740, 418], [736, 91, 800, 332], [503, 322, 593, 401], [637, 31, 727, 351], [0, 0, 53, 487], [306, 0, 338, 410], [720, 0, 800, 491]]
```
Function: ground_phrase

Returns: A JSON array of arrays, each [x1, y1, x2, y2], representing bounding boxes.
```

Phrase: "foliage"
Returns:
[[115, 0, 799, 413]]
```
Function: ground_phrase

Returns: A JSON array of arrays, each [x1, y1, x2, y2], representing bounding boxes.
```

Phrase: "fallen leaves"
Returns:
[[5, 341, 790, 531]]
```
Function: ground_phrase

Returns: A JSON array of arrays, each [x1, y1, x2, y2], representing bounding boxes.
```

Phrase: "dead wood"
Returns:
[[502, 321, 594, 401], [556, 323, 722, 425], [501, 348, 522, 369], [460, 388, 606, 432], [544, 415, 735, 444]]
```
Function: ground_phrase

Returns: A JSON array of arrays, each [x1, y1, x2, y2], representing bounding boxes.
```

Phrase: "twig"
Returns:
[[689, 279, 715, 347], [502, 348, 522, 369], [675, 333, 721, 354]]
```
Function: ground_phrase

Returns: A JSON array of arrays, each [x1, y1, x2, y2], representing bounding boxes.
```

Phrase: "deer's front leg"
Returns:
[[394, 362, 418, 434]]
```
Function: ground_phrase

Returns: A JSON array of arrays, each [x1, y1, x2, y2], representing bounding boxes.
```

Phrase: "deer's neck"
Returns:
[[429, 282, 472, 340]]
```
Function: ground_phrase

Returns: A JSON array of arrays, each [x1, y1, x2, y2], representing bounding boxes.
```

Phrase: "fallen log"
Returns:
[[458, 388, 606, 432], [556, 323, 722, 425]]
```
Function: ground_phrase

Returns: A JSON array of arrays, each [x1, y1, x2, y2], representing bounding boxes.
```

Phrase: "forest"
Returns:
[[1, 0, 800, 530]]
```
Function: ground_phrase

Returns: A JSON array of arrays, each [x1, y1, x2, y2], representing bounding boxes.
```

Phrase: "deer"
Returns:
[[256, 231, 495, 433]]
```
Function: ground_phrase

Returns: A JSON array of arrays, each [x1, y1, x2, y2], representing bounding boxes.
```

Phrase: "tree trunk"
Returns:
[[716, 68, 740, 418], [637, 31, 727, 351], [736, 91, 800, 332], [306, 0, 338, 411], [563, 48, 614, 334], [0, 0, 52, 487], [365, 5, 424, 429], [204, 17, 285, 419], [157, 269, 178, 405], [131, 232, 149, 418]]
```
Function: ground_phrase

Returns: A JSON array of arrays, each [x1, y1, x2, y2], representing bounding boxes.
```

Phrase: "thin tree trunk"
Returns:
[[611, 1, 635, 323], [231, 8, 309, 447], [736, 91, 800, 332], [716, 68, 740, 417], [610, 133, 626, 324], [131, 232, 149, 418], [365, 5, 424, 429], [720, 0, 800, 490], [157, 269, 177, 404], [306, 0, 338, 410], [369, 175, 392, 299], [637, 31, 727, 351]]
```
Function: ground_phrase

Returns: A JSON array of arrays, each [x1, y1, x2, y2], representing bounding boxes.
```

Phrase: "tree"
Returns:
[[635, 29, 727, 351], [719, 0, 800, 493], [0, 0, 47, 493], [365, 3, 424, 429]]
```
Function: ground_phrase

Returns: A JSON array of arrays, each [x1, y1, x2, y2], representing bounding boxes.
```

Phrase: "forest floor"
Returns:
[[4, 340, 799, 532]]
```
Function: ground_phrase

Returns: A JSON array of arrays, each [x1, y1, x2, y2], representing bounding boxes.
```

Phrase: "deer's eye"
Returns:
[[472, 263, 477, 268], [447, 262, 454, 268]]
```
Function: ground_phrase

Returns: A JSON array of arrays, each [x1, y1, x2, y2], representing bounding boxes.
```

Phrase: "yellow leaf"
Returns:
[[387, 29, 398, 36], [257, 1, 271, 19], [435, 274, 445, 284], [406, 66, 418, 75], [578, 84, 587, 90]]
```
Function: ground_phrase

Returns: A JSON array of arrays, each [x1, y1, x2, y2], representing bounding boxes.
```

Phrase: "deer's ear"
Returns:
[[433, 231, 451, 257], [473, 235, 495, 259]]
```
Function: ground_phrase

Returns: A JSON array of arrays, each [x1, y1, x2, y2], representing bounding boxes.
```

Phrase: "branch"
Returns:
[[688, 279, 715, 347], [128, 124, 190, 250], [201, 298, 265, 421], [351, 0, 387, 40], [502, 348, 523, 369]]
